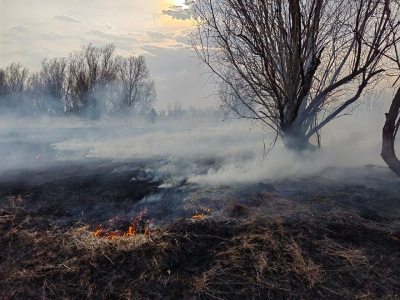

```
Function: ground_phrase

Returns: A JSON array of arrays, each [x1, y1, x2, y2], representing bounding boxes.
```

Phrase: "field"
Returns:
[[0, 117, 400, 299]]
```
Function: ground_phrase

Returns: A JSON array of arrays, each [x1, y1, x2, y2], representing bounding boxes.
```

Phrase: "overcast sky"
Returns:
[[0, 0, 216, 109]]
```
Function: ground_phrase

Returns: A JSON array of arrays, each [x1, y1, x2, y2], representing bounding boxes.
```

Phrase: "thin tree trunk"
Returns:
[[381, 87, 400, 177]]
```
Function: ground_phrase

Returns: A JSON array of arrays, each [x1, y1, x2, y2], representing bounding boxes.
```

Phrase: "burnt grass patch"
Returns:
[[1, 164, 400, 299], [0, 161, 162, 229]]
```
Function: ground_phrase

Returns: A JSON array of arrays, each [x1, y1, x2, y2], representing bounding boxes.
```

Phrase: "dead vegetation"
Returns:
[[1, 166, 400, 299], [1, 196, 399, 300]]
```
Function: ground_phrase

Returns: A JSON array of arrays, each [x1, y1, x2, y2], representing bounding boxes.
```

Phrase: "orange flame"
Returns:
[[94, 228, 105, 237], [123, 226, 135, 237], [93, 209, 150, 240], [192, 208, 211, 219]]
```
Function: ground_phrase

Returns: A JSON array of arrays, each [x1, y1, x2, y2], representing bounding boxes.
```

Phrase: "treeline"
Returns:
[[0, 44, 156, 119]]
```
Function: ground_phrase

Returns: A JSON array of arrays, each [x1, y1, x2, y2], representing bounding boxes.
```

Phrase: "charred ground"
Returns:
[[1, 159, 400, 300]]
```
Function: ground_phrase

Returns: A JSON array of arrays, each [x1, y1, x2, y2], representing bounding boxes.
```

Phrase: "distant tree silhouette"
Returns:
[[116, 55, 156, 115], [0, 43, 159, 119]]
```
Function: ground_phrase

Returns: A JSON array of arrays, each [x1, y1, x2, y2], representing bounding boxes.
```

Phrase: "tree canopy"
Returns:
[[191, 0, 400, 149]]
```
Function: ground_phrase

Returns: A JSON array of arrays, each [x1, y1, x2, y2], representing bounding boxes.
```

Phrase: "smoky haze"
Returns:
[[0, 96, 396, 187]]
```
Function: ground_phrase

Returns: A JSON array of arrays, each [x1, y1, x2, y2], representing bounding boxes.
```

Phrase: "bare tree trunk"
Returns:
[[381, 87, 400, 177], [281, 126, 316, 151]]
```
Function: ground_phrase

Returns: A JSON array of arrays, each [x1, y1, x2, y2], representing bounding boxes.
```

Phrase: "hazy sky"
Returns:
[[0, 0, 215, 108]]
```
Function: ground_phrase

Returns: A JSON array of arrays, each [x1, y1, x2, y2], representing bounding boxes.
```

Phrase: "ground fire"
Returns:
[[192, 208, 211, 219], [93, 209, 150, 239]]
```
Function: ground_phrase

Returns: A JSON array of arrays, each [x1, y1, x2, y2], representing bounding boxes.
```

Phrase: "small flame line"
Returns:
[[192, 208, 211, 219], [93, 209, 150, 240]]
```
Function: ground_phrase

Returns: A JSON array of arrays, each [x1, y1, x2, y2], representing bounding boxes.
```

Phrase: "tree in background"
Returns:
[[29, 58, 67, 115], [65, 44, 156, 119], [0, 69, 8, 105], [191, 0, 400, 150], [116, 55, 156, 115], [167, 100, 184, 117], [5, 63, 29, 98], [0, 63, 29, 112], [0, 43, 157, 118], [66, 44, 118, 119]]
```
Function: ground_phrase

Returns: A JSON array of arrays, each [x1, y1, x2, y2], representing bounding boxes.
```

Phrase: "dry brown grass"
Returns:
[[191, 219, 325, 299], [183, 187, 236, 213], [1, 194, 399, 299], [323, 238, 369, 267]]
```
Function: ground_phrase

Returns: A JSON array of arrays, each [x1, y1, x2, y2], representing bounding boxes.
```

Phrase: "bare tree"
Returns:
[[116, 55, 156, 114], [30, 58, 67, 114], [382, 89, 400, 176], [137, 79, 157, 113], [66, 50, 90, 114], [83, 44, 103, 119], [66, 44, 118, 118], [0, 69, 8, 102], [0, 44, 156, 118], [29, 72, 45, 112], [4, 63, 29, 98], [191, 0, 400, 150], [94, 44, 118, 115], [381, 20, 400, 177], [0, 68, 9, 111], [98, 44, 118, 85], [167, 100, 184, 117], [0, 63, 30, 112]]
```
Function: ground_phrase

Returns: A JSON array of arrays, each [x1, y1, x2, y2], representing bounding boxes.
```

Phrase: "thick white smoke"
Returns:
[[0, 94, 396, 186]]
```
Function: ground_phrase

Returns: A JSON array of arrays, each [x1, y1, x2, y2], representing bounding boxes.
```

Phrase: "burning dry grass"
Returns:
[[1, 200, 399, 300], [93, 210, 151, 240], [1, 161, 400, 299]]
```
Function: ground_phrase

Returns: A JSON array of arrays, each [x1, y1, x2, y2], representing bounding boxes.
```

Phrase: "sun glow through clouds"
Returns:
[[172, 0, 187, 6]]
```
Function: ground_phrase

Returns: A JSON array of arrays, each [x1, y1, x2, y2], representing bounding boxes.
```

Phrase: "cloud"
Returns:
[[88, 30, 137, 43], [142, 45, 190, 73], [146, 31, 173, 40], [10, 48, 51, 69], [105, 23, 115, 30], [175, 35, 189, 45], [3, 26, 34, 44], [38, 33, 64, 41], [8, 26, 31, 34], [162, 6, 192, 20], [145, 29, 192, 44], [173, 28, 194, 45], [54, 15, 83, 24]]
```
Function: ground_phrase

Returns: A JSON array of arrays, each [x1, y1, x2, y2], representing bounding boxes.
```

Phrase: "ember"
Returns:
[[93, 209, 150, 239], [192, 208, 211, 219]]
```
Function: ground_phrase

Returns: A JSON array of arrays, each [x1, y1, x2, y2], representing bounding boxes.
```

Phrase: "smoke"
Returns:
[[0, 101, 397, 228], [0, 95, 395, 187], [46, 104, 391, 186]]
